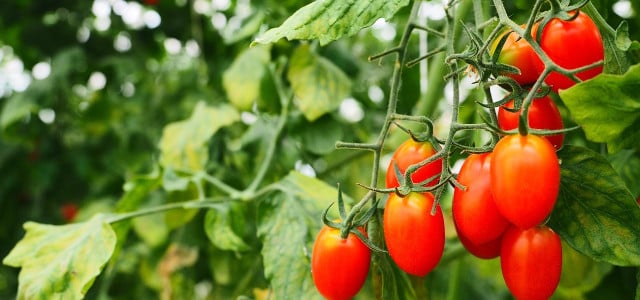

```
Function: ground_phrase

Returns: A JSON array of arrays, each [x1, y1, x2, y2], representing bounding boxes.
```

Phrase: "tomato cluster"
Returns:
[[494, 11, 603, 91], [453, 134, 563, 299]]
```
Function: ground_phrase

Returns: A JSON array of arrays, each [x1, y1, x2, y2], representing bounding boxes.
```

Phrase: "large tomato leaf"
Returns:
[[560, 64, 640, 152], [159, 101, 239, 171], [252, 0, 409, 46], [3, 215, 117, 299], [257, 171, 338, 299], [222, 45, 271, 111], [550, 146, 640, 266], [287, 45, 351, 121]]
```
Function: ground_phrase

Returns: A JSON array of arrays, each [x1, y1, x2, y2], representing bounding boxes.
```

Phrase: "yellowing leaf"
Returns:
[[253, 0, 410, 46], [159, 101, 239, 171], [288, 45, 351, 121], [3, 215, 116, 300], [222, 46, 271, 111]]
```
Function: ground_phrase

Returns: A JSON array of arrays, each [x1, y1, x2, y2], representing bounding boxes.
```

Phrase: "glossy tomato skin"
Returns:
[[453, 153, 509, 245], [457, 230, 503, 259], [493, 27, 541, 85], [498, 96, 565, 149], [311, 226, 371, 300], [501, 226, 562, 300], [386, 139, 442, 189], [383, 192, 445, 276], [534, 11, 604, 91], [491, 134, 560, 229]]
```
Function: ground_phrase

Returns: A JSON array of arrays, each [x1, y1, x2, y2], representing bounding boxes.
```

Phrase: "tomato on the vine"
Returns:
[[386, 139, 442, 189], [453, 153, 509, 246], [491, 134, 560, 229], [498, 96, 565, 149], [383, 192, 444, 276], [311, 225, 371, 300], [534, 11, 604, 91], [501, 225, 562, 300], [492, 27, 541, 85], [458, 232, 502, 259]]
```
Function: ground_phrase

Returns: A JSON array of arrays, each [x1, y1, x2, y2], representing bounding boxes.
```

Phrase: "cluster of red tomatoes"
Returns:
[[309, 10, 603, 300]]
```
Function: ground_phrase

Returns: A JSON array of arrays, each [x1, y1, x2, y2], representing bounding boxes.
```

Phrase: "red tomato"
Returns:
[[458, 233, 502, 259], [60, 203, 79, 223], [493, 26, 541, 85], [498, 96, 565, 149], [534, 11, 604, 91], [144, 0, 159, 5], [501, 226, 562, 300], [453, 153, 509, 245], [386, 139, 442, 189], [311, 225, 371, 300], [383, 192, 444, 276], [491, 134, 560, 228]]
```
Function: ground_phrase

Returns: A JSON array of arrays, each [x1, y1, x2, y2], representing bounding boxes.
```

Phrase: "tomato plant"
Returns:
[[534, 10, 604, 91], [311, 225, 371, 300], [2, 1, 640, 300], [383, 192, 444, 276], [492, 26, 541, 85], [453, 152, 509, 245], [491, 134, 560, 228], [386, 139, 442, 189], [498, 96, 565, 149], [500, 226, 562, 300]]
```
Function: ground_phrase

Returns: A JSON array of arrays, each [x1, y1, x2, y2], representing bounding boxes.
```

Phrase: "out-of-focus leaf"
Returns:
[[222, 11, 265, 45], [133, 211, 169, 247], [299, 116, 343, 155], [550, 146, 640, 266], [222, 46, 271, 111], [0, 94, 37, 130], [253, 0, 410, 46], [204, 202, 250, 252], [553, 243, 613, 299], [287, 45, 351, 121], [3, 215, 116, 300], [162, 168, 191, 192], [560, 64, 640, 152], [159, 101, 239, 171], [257, 171, 337, 299]]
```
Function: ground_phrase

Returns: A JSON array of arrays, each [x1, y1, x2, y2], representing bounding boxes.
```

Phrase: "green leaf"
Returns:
[[222, 45, 271, 111], [159, 101, 239, 171], [3, 215, 116, 300], [287, 45, 351, 121], [560, 64, 640, 152], [162, 168, 191, 192], [554, 243, 613, 299], [257, 171, 337, 299], [253, 0, 410, 46], [0, 94, 37, 130], [608, 150, 640, 197], [550, 146, 640, 266], [222, 11, 265, 45], [299, 116, 344, 155], [204, 203, 250, 252]]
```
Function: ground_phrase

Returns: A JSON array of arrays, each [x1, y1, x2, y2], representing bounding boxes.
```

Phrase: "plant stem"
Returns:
[[244, 65, 292, 195]]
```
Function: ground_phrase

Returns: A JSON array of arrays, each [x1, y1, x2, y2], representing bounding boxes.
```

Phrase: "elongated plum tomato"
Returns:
[[453, 153, 509, 246], [492, 27, 541, 85], [491, 134, 560, 228], [311, 225, 371, 300], [534, 11, 604, 91], [383, 192, 445, 276], [498, 96, 565, 149], [457, 233, 502, 259], [501, 226, 562, 300], [386, 139, 442, 189]]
